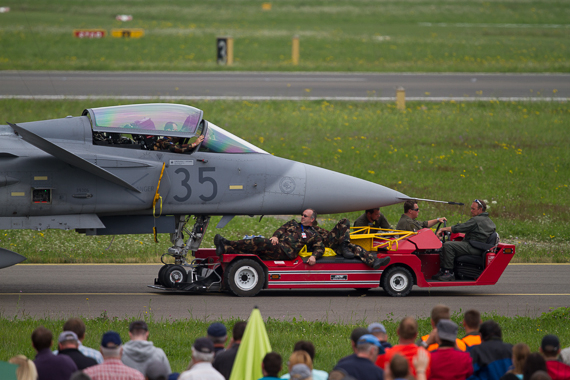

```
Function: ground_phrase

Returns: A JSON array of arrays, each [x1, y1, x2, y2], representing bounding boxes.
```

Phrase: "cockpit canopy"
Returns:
[[83, 103, 267, 154]]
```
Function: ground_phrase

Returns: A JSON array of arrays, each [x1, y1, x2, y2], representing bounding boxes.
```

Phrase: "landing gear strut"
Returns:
[[149, 215, 222, 292]]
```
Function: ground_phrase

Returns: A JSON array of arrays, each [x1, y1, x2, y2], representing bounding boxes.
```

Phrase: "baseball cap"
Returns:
[[207, 322, 227, 338], [290, 363, 312, 380], [193, 337, 215, 354], [541, 335, 560, 352], [58, 331, 79, 343], [357, 334, 382, 348], [368, 322, 387, 334], [101, 331, 122, 348], [436, 319, 458, 342]]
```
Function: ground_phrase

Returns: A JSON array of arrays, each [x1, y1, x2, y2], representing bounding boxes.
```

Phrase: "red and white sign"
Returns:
[[116, 15, 133, 22], [0, 7, 10, 13], [73, 29, 106, 39]]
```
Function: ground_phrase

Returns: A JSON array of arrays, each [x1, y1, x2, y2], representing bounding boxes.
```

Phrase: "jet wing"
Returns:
[[9, 122, 140, 193]]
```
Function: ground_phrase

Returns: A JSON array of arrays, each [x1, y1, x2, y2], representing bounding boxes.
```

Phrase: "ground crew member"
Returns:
[[434, 199, 496, 281], [395, 200, 446, 232], [353, 208, 391, 230]]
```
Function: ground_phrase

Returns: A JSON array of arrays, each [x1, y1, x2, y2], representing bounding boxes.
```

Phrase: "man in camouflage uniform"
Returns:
[[434, 199, 496, 281], [395, 200, 446, 232], [313, 218, 390, 270], [353, 208, 391, 230], [214, 209, 325, 262]]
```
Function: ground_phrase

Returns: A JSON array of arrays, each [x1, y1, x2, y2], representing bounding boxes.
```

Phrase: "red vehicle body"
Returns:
[[149, 227, 515, 297]]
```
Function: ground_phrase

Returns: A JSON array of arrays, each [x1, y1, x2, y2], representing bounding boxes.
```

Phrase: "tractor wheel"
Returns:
[[382, 266, 413, 297], [225, 259, 265, 297], [162, 265, 188, 288]]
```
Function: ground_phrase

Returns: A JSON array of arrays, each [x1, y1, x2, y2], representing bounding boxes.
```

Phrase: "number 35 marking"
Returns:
[[173, 167, 218, 202]]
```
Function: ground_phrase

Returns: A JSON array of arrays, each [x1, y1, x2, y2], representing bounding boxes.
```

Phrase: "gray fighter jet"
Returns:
[[1, 103, 443, 270]]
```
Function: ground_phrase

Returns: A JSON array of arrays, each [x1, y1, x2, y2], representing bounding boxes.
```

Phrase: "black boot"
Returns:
[[432, 268, 445, 280], [438, 270, 455, 281], [372, 256, 391, 270], [214, 234, 227, 256], [340, 241, 355, 259]]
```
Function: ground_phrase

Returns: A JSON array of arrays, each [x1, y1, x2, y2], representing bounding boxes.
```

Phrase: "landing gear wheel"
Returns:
[[225, 259, 265, 297], [157, 264, 169, 286], [382, 266, 413, 297], [162, 265, 188, 288]]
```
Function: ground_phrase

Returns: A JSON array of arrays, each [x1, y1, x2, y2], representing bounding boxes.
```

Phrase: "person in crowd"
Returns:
[[207, 323, 228, 356], [259, 352, 283, 380], [327, 369, 356, 380], [32, 326, 78, 380], [288, 364, 313, 380], [57, 331, 98, 370], [469, 320, 513, 380], [461, 309, 482, 351], [8, 355, 38, 380], [53, 318, 103, 364], [500, 343, 530, 380], [529, 372, 552, 380], [278, 341, 328, 380], [70, 373, 93, 380], [353, 208, 391, 230], [280, 351, 316, 380], [83, 331, 144, 380], [376, 316, 431, 378], [434, 199, 495, 281], [312, 217, 390, 268], [540, 335, 570, 380], [122, 320, 171, 376], [368, 323, 392, 350], [523, 353, 548, 380], [384, 352, 428, 380], [428, 319, 473, 380], [213, 321, 247, 380], [336, 328, 374, 364], [178, 337, 223, 380], [333, 334, 385, 380], [145, 360, 170, 380], [395, 200, 446, 232], [418, 304, 467, 352]]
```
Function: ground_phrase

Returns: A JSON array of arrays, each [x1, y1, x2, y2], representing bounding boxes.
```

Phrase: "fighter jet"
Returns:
[[0, 103, 444, 269]]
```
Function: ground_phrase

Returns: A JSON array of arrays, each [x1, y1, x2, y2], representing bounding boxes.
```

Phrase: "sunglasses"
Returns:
[[301, 213, 311, 217], [474, 199, 483, 208], [412, 208, 419, 212]]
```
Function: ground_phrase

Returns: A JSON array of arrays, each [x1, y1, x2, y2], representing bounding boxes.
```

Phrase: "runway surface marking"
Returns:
[[1, 95, 568, 102], [419, 22, 570, 29], [3, 293, 570, 296]]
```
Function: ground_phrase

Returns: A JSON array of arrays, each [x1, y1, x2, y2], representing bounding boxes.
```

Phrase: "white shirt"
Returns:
[[178, 362, 224, 380]]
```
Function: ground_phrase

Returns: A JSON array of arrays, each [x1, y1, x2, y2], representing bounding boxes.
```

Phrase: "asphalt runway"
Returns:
[[0, 264, 568, 321], [1, 71, 569, 100]]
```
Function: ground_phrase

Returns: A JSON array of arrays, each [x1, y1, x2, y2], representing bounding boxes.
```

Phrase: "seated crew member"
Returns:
[[395, 200, 447, 232], [353, 208, 391, 230], [154, 134, 204, 153], [214, 209, 325, 262], [434, 199, 496, 281], [313, 218, 390, 270]]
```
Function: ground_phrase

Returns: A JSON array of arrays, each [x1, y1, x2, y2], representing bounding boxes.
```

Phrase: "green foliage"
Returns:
[[1, 99, 569, 263], [2, 308, 569, 374], [0, 0, 569, 72]]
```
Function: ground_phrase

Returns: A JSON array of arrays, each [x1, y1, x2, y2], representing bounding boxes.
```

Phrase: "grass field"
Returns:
[[0, 98, 568, 263], [1, 308, 569, 374], [1, 0, 569, 72]]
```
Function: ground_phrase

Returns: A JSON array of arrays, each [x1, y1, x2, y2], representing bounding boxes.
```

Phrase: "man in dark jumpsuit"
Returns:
[[313, 218, 390, 269], [434, 199, 496, 281], [353, 208, 391, 230], [214, 209, 325, 262]]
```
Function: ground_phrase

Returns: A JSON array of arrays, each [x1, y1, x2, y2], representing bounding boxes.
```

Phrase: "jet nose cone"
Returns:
[[303, 164, 408, 214], [0, 247, 26, 269]]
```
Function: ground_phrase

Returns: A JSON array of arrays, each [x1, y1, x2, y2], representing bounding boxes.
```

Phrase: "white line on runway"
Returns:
[[1, 95, 568, 102]]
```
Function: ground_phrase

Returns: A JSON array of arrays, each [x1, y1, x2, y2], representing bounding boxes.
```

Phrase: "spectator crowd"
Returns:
[[4, 305, 570, 380]]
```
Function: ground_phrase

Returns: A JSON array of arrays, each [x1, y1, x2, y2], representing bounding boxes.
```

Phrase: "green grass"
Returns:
[[0, 98, 569, 263], [1, 0, 569, 72], [1, 308, 569, 374]]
